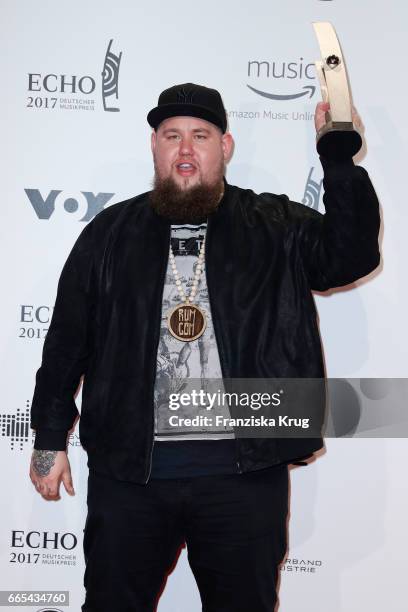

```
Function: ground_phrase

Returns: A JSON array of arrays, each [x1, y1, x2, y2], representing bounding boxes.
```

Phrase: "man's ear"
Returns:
[[222, 132, 234, 163], [151, 130, 156, 155]]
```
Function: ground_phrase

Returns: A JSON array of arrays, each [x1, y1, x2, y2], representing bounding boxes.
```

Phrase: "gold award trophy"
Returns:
[[313, 22, 362, 160]]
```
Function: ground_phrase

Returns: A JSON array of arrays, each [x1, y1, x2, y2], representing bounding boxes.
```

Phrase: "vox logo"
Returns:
[[25, 189, 114, 222]]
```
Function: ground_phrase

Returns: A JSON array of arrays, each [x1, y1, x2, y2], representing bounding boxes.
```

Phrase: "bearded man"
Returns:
[[30, 83, 380, 612]]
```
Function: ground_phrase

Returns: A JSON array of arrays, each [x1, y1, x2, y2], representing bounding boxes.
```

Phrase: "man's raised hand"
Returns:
[[314, 101, 363, 134]]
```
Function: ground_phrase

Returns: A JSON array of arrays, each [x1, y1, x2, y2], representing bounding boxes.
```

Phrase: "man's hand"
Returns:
[[29, 450, 75, 501], [314, 101, 363, 133]]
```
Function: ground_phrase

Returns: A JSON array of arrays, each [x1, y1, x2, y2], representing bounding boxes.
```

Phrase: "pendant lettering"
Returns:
[[167, 304, 206, 342]]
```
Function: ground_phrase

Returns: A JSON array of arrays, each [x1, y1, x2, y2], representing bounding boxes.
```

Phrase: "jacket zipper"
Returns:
[[205, 209, 242, 474], [144, 223, 171, 483]]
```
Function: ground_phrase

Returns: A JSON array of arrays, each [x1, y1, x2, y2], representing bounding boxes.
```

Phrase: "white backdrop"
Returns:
[[1, 1, 407, 610]]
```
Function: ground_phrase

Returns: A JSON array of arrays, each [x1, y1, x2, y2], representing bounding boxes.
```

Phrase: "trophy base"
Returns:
[[316, 121, 362, 161]]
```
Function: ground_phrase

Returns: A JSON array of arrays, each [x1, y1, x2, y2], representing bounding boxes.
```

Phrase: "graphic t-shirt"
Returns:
[[153, 223, 234, 441], [151, 223, 237, 479]]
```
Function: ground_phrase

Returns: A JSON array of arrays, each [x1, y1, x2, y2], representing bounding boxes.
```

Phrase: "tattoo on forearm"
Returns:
[[32, 450, 58, 477]]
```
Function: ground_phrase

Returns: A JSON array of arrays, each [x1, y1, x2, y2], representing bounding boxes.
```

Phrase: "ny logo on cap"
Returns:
[[177, 86, 196, 104]]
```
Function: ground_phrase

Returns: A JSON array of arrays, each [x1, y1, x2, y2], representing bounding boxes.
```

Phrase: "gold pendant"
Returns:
[[167, 303, 207, 342]]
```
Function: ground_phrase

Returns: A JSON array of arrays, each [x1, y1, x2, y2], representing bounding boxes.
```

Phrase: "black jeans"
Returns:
[[82, 466, 289, 612]]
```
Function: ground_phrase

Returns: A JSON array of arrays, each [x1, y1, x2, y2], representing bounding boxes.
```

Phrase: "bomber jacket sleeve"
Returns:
[[30, 221, 96, 450], [291, 157, 381, 291]]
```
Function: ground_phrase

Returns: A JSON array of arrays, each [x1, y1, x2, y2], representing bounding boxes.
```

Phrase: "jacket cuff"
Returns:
[[34, 429, 68, 451], [319, 156, 355, 174]]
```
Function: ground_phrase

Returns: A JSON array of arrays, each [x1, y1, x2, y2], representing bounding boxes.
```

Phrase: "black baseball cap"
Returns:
[[147, 83, 228, 133]]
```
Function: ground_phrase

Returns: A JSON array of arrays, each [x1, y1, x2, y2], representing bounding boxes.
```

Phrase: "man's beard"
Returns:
[[149, 172, 224, 223]]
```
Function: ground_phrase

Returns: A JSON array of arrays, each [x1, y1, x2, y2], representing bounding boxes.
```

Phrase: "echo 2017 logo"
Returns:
[[102, 40, 122, 111], [27, 39, 122, 112], [302, 167, 323, 210], [12, 530, 78, 550]]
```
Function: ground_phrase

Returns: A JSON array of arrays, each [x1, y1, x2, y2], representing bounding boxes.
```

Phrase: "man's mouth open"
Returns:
[[176, 162, 197, 177]]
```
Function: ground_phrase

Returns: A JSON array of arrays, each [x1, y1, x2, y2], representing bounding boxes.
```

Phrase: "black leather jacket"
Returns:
[[31, 158, 380, 483]]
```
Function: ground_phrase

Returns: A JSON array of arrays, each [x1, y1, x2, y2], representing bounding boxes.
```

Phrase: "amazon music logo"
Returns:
[[26, 39, 122, 113], [246, 58, 316, 101]]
